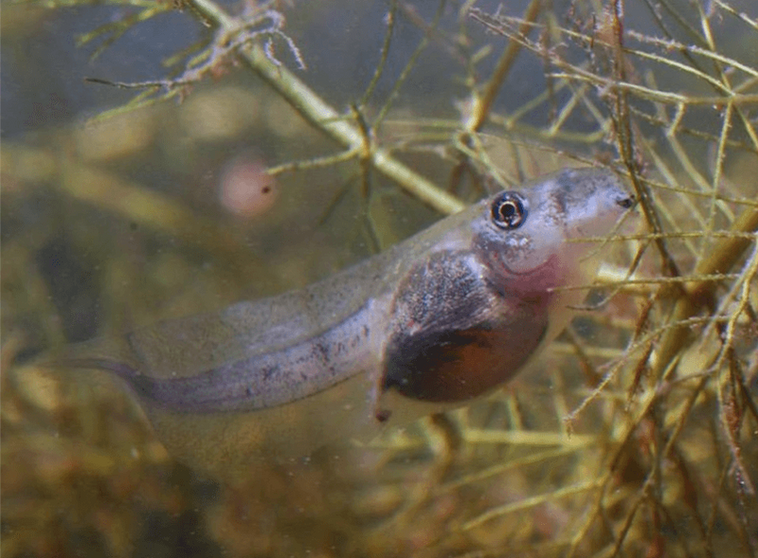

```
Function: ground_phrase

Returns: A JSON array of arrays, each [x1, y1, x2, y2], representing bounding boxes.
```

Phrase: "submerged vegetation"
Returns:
[[2, 0, 757, 556]]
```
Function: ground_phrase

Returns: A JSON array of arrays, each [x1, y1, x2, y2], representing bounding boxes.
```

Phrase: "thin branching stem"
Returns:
[[187, 0, 465, 215]]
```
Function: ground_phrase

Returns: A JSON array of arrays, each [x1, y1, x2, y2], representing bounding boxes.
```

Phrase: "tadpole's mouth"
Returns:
[[616, 194, 636, 209]]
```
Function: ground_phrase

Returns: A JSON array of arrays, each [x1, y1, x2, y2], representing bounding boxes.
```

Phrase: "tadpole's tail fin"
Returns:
[[39, 335, 143, 384], [50, 356, 140, 381], [4, 335, 153, 431]]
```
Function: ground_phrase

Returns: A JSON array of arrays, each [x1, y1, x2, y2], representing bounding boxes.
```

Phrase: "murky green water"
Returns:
[[2, 1, 757, 556]]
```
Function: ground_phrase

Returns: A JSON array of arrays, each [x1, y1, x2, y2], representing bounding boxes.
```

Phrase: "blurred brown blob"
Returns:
[[219, 155, 278, 219]]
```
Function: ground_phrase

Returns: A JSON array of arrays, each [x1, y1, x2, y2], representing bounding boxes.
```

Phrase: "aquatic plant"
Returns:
[[2, 0, 756, 556]]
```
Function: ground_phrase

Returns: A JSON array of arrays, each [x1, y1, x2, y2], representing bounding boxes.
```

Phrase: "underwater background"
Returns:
[[2, 0, 757, 556]]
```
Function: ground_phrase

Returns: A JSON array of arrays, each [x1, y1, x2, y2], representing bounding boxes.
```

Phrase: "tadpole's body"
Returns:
[[62, 168, 634, 473]]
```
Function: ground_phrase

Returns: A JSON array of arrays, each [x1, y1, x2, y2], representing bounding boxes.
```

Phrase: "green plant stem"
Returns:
[[189, 0, 465, 215], [654, 205, 758, 378], [464, 0, 541, 133]]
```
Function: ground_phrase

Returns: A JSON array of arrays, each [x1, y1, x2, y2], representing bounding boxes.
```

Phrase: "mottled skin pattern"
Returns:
[[382, 250, 551, 402], [60, 168, 633, 473]]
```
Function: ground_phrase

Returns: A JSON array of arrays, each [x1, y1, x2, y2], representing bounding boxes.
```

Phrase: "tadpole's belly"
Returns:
[[381, 250, 550, 403], [383, 321, 548, 402]]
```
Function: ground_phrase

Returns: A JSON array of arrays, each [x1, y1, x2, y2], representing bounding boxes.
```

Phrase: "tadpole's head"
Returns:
[[473, 167, 635, 298]]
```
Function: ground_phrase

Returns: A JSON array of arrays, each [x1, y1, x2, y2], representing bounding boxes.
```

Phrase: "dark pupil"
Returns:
[[491, 192, 526, 229], [500, 202, 517, 221]]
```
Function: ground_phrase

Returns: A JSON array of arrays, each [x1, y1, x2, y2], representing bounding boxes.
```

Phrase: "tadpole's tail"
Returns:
[[35, 335, 172, 414], [51, 356, 140, 381], [40, 335, 143, 383]]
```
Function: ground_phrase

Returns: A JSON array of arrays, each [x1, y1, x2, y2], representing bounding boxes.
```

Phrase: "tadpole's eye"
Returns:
[[491, 192, 527, 230]]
